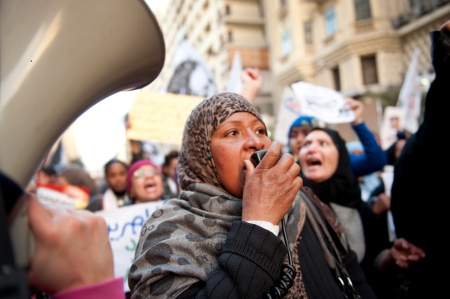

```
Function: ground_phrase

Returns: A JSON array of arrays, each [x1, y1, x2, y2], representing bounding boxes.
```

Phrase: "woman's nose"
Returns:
[[307, 142, 319, 152], [245, 131, 264, 150]]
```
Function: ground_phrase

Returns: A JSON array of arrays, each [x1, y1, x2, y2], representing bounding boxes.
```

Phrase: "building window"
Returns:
[[361, 55, 378, 85], [282, 30, 292, 56], [354, 0, 372, 21], [259, 3, 265, 17], [228, 31, 233, 42], [225, 5, 231, 15], [304, 22, 312, 44], [332, 66, 341, 91], [280, 18, 292, 56], [325, 6, 337, 36]]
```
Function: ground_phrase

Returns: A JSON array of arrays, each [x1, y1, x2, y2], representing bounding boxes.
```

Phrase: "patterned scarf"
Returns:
[[177, 92, 264, 190], [128, 92, 302, 298], [128, 93, 349, 298]]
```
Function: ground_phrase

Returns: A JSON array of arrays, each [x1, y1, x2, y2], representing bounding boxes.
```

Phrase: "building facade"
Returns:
[[264, 0, 450, 114], [148, 0, 450, 132], [146, 0, 274, 116]]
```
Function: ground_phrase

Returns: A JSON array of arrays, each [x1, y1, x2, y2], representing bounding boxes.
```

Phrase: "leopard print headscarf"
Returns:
[[177, 92, 264, 191], [129, 93, 305, 298]]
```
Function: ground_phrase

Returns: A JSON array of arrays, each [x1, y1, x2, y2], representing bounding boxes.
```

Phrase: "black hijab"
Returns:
[[300, 127, 362, 208]]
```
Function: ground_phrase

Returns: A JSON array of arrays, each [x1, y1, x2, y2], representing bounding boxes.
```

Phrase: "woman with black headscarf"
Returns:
[[299, 128, 369, 262], [298, 128, 424, 298]]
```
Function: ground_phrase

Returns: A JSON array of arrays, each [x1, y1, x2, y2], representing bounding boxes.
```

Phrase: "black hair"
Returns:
[[104, 159, 129, 176], [163, 150, 179, 167], [42, 165, 57, 176]]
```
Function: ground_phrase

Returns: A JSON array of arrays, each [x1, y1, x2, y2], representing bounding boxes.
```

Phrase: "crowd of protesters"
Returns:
[[3, 20, 449, 299]]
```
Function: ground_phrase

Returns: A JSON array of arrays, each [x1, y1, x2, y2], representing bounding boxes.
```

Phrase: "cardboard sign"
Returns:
[[126, 91, 203, 145]]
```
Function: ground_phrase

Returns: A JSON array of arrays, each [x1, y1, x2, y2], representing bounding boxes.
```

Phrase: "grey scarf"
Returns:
[[129, 93, 302, 298], [128, 182, 302, 298]]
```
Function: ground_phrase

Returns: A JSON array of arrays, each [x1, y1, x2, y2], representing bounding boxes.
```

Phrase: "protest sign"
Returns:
[[35, 183, 86, 209], [291, 81, 355, 124], [273, 86, 303, 146], [379, 106, 405, 149], [96, 201, 164, 292], [127, 91, 204, 146]]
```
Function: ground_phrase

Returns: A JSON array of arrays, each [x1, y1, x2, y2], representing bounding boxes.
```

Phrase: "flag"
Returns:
[[397, 48, 421, 133], [226, 51, 243, 93], [165, 40, 218, 98]]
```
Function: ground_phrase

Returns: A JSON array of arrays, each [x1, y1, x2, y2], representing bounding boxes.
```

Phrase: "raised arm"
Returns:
[[346, 98, 387, 177]]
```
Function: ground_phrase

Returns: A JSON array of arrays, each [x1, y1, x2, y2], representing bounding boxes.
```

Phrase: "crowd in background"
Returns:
[[9, 20, 449, 299]]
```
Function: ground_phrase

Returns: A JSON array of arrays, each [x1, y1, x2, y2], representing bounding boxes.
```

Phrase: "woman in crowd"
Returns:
[[22, 20, 449, 299], [298, 127, 425, 298], [161, 150, 180, 198], [126, 159, 168, 204], [288, 98, 387, 179], [128, 92, 376, 299], [287, 114, 319, 160], [58, 164, 101, 209], [389, 21, 450, 298], [86, 159, 130, 212]]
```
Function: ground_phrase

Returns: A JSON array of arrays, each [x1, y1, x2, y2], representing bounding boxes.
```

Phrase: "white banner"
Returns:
[[226, 51, 243, 94], [291, 81, 355, 124], [273, 86, 303, 146], [397, 48, 421, 134], [96, 201, 165, 292]]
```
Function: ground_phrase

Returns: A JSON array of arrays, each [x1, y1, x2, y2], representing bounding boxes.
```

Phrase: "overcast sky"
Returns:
[[72, 1, 169, 174]]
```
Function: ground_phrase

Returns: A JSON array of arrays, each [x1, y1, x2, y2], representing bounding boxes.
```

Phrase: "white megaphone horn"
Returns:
[[0, 0, 165, 188]]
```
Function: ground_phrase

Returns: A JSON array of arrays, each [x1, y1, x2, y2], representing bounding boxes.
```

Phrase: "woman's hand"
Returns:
[[242, 141, 303, 225], [371, 193, 390, 215], [377, 238, 425, 271], [240, 67, 263, 104], [345, 97, 364, 125], [26, 194, 115, 294], [390, 238, 425, 269]]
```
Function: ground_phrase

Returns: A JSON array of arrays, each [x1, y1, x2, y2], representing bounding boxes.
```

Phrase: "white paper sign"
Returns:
[[273, 86, 303, 146], [379, 106, 405, 150], [96, 201, 165, 292], [291, 82, 355, 124], [36, 187, 76, 209]]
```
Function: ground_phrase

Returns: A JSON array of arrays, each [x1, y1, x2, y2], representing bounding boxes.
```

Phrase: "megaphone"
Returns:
[[0, 0, 165, 188]]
